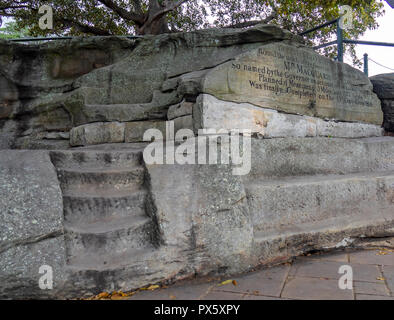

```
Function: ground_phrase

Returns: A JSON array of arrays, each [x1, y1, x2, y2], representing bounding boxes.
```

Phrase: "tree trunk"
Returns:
[[136, 0, 170, 35], [137, 16, 169, 35]]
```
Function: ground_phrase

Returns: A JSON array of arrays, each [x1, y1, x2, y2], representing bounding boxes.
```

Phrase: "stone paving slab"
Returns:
[[351, 264, 384, 283], [381, 265, 394, 294], [129, 282, 213, 300], [356, 294, 394, 300], [354, 281, 390, 296], [212, 265, 290, 297], [289, 260, 345, 279], [289, 259, 383, 282], [126, 248, 394, 300], [281, 277, 354, 300], [349, 249, 394, 266]]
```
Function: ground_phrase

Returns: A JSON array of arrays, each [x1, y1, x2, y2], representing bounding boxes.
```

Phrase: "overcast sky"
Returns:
[[345, 1, 394, 76]]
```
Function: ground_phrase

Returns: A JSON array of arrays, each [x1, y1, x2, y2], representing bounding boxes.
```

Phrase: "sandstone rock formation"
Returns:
[[0, 36, 135, 149], [0, 24, 385, 149], [0, 151, 67, 298], [371, 73, 394, 133], [1, 25, 393, 299]]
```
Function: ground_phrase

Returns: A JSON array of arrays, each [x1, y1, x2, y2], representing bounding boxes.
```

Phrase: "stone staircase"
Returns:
[[49, 149, 164, 295], [47, 137, 394, 295]]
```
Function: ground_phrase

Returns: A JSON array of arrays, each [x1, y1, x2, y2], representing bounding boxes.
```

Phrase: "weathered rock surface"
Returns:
[[194, 94, 383, 138], [145, 162, 255, 275], [202, 42, 383, 125], [371, 73, 394, 132], [125, 121, 166, 143], [0, 25, 392, 299], [70, 121, 169, 146], [246, 136, 394, 179], [167, 101, 194, 120], [0, 120, 18, 149], [0, 25, 384, 148], [0, 36, 135, 149], [0, 74, 18, 119], [173, 115, 194, 132], [248, 172, 394, 234], [70, 122, 125, 146], [371, 73, 394, 99], [1, 137, 394, 299], [0, 151, 67, 299]]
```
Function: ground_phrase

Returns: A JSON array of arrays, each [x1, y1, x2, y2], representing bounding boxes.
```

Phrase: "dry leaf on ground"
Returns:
[[219, 279, 237, 286]]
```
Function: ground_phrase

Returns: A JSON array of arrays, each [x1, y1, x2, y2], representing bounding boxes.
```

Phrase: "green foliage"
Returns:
[[0, 0, 385, 64], [0, 21, 30, 39]]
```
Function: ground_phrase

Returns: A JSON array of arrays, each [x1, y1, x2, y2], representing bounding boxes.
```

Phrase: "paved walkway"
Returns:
[[126, 248, 394, 300]]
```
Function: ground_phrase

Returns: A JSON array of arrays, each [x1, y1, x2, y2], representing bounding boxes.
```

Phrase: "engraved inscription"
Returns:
[[203, 42, 382, 124]]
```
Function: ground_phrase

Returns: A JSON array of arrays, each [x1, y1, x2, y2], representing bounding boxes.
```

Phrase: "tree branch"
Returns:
[[132, 0, 143, 16], [61, 18, 112, 36], [0, 0, 31, 10], [97, 0, 144, 25], [0, 5, 30, 10], [147, 0, 190, 24], [226, 7, 278, 29]]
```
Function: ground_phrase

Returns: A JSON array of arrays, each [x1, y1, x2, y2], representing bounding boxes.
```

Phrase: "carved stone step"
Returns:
[[65, 247, 178, 295], [81, 103, 168, 123], [65, 215, 154, 257], [247, 170, 394, 234], [253, 216, 394, 265], [56, 167, 145, 195], [245, 137, 394, 180], [67, 246, 158, 271], [63, 191, 147, 225], [50, 150, 142, 170]]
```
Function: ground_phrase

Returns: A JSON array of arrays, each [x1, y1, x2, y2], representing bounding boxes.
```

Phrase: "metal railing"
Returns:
[[7, 35, 144, 42], [299, 18, 394, 76]]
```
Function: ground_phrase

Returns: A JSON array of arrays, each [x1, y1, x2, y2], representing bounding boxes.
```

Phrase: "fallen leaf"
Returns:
[[219, 279, 234, 286], [377, 277, 385, 281], [97, 292, 110, 299], [170, 295, 177, 300], [147, 285, 160, 291], [82, 290, 137, 300], [376, 249, 392, 256], [232, 280, 238, 286]]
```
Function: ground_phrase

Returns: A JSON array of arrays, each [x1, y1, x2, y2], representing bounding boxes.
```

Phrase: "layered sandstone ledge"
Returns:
[[1, 25, 394, 299], [0, 24, 386, 149]]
